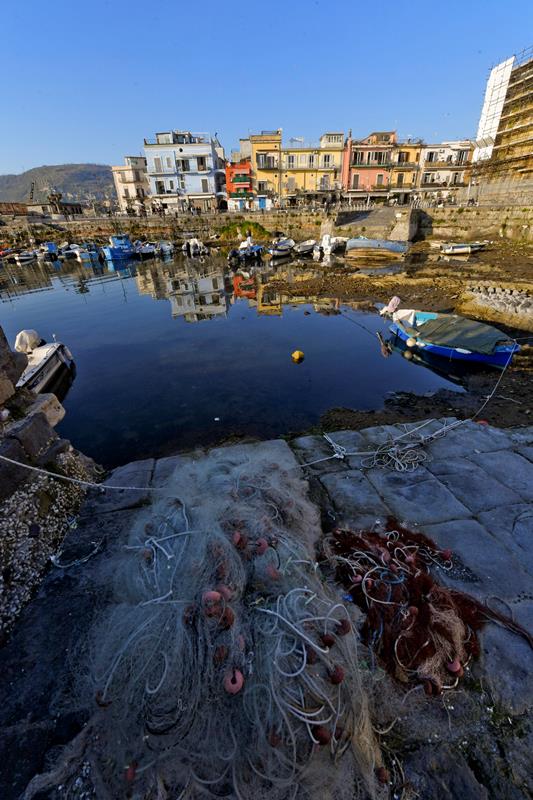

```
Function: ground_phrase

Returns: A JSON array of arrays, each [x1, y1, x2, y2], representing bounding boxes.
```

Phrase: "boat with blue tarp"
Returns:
[[387, 308, 520, 368], [102, 234, 136, 262]]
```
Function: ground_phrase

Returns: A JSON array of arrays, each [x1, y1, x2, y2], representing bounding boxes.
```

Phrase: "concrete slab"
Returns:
[[468, 450, 533, 503], [320, 469, 391, 530], [425, 420, 512, 460], [291, 434, 350, 474], [478, 505, 533, 576], [364, 466, 472, 525], [516, 445, 533, 464], [427, 457, 522, 513], [423, 519, 532, 599], [84, 458, 155, 513]]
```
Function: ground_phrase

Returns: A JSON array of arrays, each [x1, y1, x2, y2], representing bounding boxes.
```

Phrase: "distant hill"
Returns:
[[0, 164, 116, 202]]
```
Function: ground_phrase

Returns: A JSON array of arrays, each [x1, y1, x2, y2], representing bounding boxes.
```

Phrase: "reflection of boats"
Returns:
[[135, 241, 156, 259], [182, 238, 209, 257], [268, 238, 294, 258], [387, 334, 471, 385], [313, 234, 347, 259], [15, 329, 74, 394], [293, 239, 316, 255], [157, 241, 174, 258], [37, 242, 59, 262], [74, 243, 100, 265], [387, 307, 519, 368], [228, 243, 263, 263], [346, 237, 408, 259], [440, 241, 489, 256], [14, 251, 38, 266], [102, 234, 136, 261]]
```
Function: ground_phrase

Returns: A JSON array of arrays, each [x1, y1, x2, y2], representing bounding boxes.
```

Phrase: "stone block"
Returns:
[[27, 393, 65, 427], [424, 420, 511, 460], [427, 456, 522, 513], [291, 432, 359, 474], [516, 445, 533, 464], [0, 438, 31, 502], [364, 466, 472, 525], [320, 469, 391, 530], [84, 458, 155, 514], [404, 744, 489, 800], [468, 450, 533, 503], [0, 375, 15, 405], [423, 519, 532, 599], [7, 412, 57, 459], [478, 504, 533, 576]]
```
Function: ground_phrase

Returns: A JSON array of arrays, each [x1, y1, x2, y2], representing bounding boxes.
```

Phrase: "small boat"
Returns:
[[386, 307, 519, 368], [293, 239, 316, 255], [73, 243, 100, 265], [15, 329, 74, 394], [135, 241, 157, 259], [182, 238, 209, 257], [37, 242, 59, 262], [345, 237, 408, 259], [312, 234, 347, 259], [268, 238, 295, 258], [102, 234, 136, 261], [14, 250, 38, 266], [157, 241, 174, 258], [228, 242, 264, 263], [440, 241, 490, 256]]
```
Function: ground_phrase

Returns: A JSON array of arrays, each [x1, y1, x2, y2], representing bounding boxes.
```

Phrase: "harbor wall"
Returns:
[[0, 327, 95, 640]]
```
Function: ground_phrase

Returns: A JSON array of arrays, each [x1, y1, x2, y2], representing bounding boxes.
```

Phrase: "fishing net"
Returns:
[[58, 452, 380, 800], [324, 518, 533, 696]]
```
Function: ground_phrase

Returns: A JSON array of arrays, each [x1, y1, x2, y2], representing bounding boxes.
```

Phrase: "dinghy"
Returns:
[[268, 237, 294, 258], [384, 306, 519, 368], [440, 241, 489, 256], [293, 239, 316, 255], [15, 329, 74, 394], [346, 237, 408, 259]]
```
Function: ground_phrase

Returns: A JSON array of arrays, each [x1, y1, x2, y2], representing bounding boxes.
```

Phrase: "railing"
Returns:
[[350, 161, 393, 168], [423, 160, 470, 168], [257, 161, 279, 169], [232, 175, 251, 183], [392, 161, 419, 168]]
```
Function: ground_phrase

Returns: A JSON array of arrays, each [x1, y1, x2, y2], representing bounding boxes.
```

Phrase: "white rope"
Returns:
[[0, 452, 164, 493]]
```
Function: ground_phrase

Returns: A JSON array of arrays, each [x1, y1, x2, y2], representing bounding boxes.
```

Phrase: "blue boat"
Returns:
[[389, 309, 519, 368], [228, 244, 264, 263], [102, 234, 136, 262]]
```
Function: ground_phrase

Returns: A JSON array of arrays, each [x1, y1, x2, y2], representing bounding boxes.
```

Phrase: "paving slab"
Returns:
[[427, 456, 522, 513], [478, 504, 533, 576], [424, 420, 512, 460], [468, 450, 533, 503], [423, 519, 532, 600], [320, 469, 392, 530], [84, 458, 155, 514], [291, 434, 350, 474], [516, 445, 533, 464], [363, 465, 472, 525]]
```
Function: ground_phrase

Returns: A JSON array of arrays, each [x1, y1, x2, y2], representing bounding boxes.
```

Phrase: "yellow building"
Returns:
[[249, 130, 344, 205], [249, 130, 283, 208], [389, 142, 423, 197]]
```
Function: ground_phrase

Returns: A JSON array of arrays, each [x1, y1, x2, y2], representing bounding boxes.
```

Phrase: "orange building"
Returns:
[[225, 159, 253, 210]]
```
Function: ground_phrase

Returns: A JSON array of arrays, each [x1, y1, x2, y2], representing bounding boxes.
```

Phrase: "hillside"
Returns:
[[0, 164, 116, 202]]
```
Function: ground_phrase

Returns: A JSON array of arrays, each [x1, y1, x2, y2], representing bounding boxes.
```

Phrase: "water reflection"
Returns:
[[1, 254, 464, 468]]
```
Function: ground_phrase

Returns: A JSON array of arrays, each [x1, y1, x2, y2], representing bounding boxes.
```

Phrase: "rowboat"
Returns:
[[293, 239, 316, 255], [387, 308, 519, 368], [440, 241, 489, 256], [268, 238, 295, 258], [15, 330, 74, 394]]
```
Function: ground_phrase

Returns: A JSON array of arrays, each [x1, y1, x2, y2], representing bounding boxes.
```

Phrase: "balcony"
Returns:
[[351, 161, 393, 168], [230, 190, 253, 198], [392, 162, 419, 169], [256, 160, 279, 170], [233, 174, 251, 183], [423, 160, 469, 168]]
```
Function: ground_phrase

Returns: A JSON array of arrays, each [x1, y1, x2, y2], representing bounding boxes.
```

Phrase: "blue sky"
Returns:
[[1, 0, 531, 174]]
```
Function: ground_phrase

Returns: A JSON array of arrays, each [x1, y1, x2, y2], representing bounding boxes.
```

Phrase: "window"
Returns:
[[323, 154, 331, 167], [201, 178, 209, 193], [422, 172, 432, 184], [180, 177, 186, 189], [457, 149, 469, 165], [352, 152, 364, 165], [154, 157, 162, 172], [397, 173, 404, 186], [299, 154, 306, 166], [156, 180, 165, 193], [352, 174, 359, 189], [169, 180, 174, 190], [212, 278, 219, 290], [258, 181, 267, 192], [287, 155, 295, 168], [123, 187, 130, 198], [166, 157, 172, 168], [426, 151, 437, 162], [398, 151, 408, 164], [308, 154, 315, 167], [197, 156, 207, 171], [376, 174, 384, 186]]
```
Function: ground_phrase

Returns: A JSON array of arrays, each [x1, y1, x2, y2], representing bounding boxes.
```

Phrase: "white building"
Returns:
[[112, 156, 150, 212], [418, 141, 473, 198], [166, 267, 228, 322], [144, 131, 226, 213]]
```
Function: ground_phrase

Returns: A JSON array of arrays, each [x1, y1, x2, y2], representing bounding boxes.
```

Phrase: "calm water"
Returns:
[[1, 256, 461, 468]]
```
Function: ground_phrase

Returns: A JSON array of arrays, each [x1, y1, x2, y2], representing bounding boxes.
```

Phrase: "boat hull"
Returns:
[[16, 344, 74, 394], [102, 246, 135, 261], [390, 322, 518, 368]]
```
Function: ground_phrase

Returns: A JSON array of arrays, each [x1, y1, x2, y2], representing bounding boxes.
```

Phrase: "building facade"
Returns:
[[279, 133, 344, 203], [249, 130, 283, 209], [112, 156, 150, 212], [144, 131, 226, 213], [416, 141, 473, 201], [341, 131, 397, 196], [225, 159, 253, 211]]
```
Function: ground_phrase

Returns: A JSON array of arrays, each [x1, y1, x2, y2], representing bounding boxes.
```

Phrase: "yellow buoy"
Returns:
[[406, 337, 417, 348], [291, 350, 305, 363]]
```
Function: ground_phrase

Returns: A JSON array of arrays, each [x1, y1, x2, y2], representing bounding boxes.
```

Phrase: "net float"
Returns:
[[446, 657, 462, 674], [269, 729, 282, 748], [255, 537, 269, 556], [320, 633, 336, 648], [232, 531, 248, 550], [305, 645, 318, 665], [329, 665, 345, 685], [336, 618, 351, 636], [216, 584, 233, 601], [125, 761, 138, 783], [375, 766, 390, 784], [224, 668, 244, 694], [213, 645, 229, 665], [314, 726, 331, 745], [219, 606, 235, 630], [266, 563, 281, 580]]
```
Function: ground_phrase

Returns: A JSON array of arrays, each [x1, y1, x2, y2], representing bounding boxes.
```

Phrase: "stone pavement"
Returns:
[[293, 419, 533, 715], [0, 419, 532, 799]]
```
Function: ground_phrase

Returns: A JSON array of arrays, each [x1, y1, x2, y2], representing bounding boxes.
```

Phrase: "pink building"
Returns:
[[341, 131, 397, 194]]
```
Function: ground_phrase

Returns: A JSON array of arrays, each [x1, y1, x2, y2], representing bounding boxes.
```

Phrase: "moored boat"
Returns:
[[345, 237, 408, 259], [268, 237, 295, 258], [384, 305, 519, 368], [135, 241, 157, 259], [15, 329, 74, 394], [293, 239, 316, 255], [14, 250, 38, 266], [440, 241, 490, 256], [102, 234, 136, 261], [182, 238, 209, 257]]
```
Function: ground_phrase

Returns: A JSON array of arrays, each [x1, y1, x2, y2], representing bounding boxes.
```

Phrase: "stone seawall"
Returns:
[[0, 327, 96, 639]]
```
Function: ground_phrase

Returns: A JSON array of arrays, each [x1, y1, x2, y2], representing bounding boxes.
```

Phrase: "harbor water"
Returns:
[[1, 256, 463, 468]]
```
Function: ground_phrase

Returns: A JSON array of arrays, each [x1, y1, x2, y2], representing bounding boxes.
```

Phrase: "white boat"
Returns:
[[440, 241, 489, 256], [312, 234, 347, 259], [15, 330, 74, 394], [157, 241, 174, 257], [14, 251, 38, 265], [293, 239, 316, 255], [268, 238, 295, 258]]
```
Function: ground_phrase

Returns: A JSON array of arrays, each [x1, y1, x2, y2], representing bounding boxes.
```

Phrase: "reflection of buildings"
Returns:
[[0, 262, 54, 301], [136, 264, 169, 300], [167, 265, 229, 322]]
